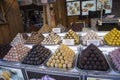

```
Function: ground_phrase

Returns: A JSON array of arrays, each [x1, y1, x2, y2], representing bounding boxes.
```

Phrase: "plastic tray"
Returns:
[[106, 54, 120, 73]]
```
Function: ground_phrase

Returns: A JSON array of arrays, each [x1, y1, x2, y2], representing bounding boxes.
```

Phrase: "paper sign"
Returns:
[[63, 39, 74, 45], [119, 18, 120, 22], [41, 0, 48, 4], [87, 77, 112, 80], [87, 40, 100, 46], [52, 28, 61, 33]]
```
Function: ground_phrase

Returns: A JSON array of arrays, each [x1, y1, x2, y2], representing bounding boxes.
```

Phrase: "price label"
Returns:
[[41, 0, 48, 4], [119, 18, 120, 22], [63, 39, 74, 45], [87, 40, 100, 46], [52, 28, 61, 33], [87, 77, 112, 80]]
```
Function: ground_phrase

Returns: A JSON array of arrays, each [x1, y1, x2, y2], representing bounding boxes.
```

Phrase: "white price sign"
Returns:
[[119, 18, 120, 22], [87, 40, 100, 46], [41, 0, 48, 4], [52, 28, 61, 33], [63, 39, 74, 45]]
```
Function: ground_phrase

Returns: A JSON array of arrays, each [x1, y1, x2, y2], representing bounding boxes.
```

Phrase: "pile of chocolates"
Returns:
[[26, 32, 44, 44], [70, 22, 84, 32], [104, 28, 120, 46], [22, 33, 29, 40], [46, 44, 75, 69], [38, 24, 52, 33], [41, 32, 61, 45], [82, 30, 104, 45], [3, 44, 30, 62], [109, 48, 120, 71], [0, 43, 12, 59], [64, 29, 80, 45], [77, 44, 109, 71], [22, 44, 51, 65], [11, 33, 26, 46]]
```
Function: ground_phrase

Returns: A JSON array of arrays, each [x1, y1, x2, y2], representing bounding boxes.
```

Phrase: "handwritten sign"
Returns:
[[63, 39, 74, 45], [52, 28, 61, 33], [41, 0, 48, 4], [87, 40, 100, 46]]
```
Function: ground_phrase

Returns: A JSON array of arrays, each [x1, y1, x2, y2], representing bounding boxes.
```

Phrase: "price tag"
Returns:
[[41, 0, 48, 4], [87, 40, 100, 46], [63, 39, 74, 45], [87, 77, 112, 80], [52, 28, 61, 33], [119, 18, 120, 22]]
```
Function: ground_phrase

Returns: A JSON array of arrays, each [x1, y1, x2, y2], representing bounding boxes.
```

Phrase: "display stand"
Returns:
[[0, 31, 120, 80]]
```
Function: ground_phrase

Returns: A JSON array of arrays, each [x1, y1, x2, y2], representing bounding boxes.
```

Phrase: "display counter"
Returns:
[[0, 31, 120, 80]]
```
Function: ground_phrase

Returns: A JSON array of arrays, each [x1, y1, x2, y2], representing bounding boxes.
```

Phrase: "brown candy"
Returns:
[[26, 32, 44, 44], [3, 44, 30, 62]]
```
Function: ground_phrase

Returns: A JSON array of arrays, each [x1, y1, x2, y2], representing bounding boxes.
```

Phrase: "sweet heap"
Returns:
[[0, 43, 12, 59], [38, 24, 52, 33], [77, 44, 109, 71], [11, 33, 26, 46], [109, 48, 120, 71], [64, 29, 80, 45], [41, 32, 61, 45], [22, 33, 29, 40], [104, 28, 120, 46], [22, 44, 51, 65], [3, 44, 30, 62], [82, 30, 104, 45], [26, 32, 44, 44], [46, 44, 75, 69]]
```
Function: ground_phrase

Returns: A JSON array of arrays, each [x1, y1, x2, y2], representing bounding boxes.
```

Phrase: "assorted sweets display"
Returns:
[[108, 48, 120, 71], [22, 44, 51, 65], [82, 30, 104, 45], [26, 32, 44, 44], [0, 43, 12, 59], [64, 29, 80, 45], [104, 28, 120, 46], [77, 44, 110, 71], [46, 44, 75, 69], [11, 33, 26, 46], [2, 28, 120, 77], [3, 44, 30, 62], [38, 24, 52, 33], [41, 32, 61, 45]]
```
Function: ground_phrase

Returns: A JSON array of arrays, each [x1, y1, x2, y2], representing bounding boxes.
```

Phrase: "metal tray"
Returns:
[[75, 52, 111, 74], [0, 59, 21, 66], [106, 54, 120, 73], [21, 50, 52, 67], [44, 53, 78, 71]]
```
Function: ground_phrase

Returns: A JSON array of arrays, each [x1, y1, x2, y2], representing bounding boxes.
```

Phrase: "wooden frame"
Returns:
[[0, 1, 7, 24]]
